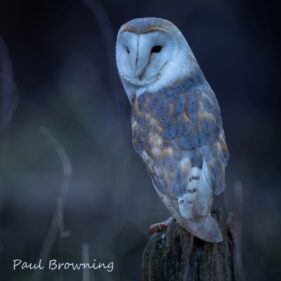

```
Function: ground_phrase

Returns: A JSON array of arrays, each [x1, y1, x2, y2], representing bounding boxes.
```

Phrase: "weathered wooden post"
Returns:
[[142, 209, 238, 281]]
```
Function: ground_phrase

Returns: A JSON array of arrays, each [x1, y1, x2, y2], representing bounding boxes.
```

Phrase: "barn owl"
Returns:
[[115, 18, 229, 242]]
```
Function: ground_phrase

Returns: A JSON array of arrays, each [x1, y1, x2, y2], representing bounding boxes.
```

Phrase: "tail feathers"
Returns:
[[179, 214, 223, 243]]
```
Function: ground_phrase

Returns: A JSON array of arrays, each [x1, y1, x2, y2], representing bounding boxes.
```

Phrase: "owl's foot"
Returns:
[[149, 217, 174, 234]]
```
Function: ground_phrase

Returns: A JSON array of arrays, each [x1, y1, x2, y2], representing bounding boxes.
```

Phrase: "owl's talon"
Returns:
[[149, 217, 174, 234], [149, 223, 167, 234]]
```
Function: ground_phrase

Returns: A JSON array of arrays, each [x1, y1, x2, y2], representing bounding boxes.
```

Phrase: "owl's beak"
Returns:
[[134, 37, 150, 81], [135, 56, 146, 81]]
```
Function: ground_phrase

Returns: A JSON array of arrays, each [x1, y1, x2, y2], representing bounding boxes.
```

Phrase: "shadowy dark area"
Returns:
[[0, 0, 280, 280]]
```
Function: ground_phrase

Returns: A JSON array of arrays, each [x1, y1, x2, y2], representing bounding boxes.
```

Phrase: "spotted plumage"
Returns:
[[116, 17, 229, 242]]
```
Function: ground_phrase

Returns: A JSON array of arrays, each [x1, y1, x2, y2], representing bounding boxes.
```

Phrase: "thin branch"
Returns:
[[234, 181, 244, 281], [82, 243, 90, 281], [0, 35, 18, 133], [39, 127, 72, 200], [81, 0, 116, 86], [32, 127, 72, 281], [81, 0, 123, 118]]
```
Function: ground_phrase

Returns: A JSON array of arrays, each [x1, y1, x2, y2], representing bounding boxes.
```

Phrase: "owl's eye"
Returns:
[[151, 45, 162, 53]]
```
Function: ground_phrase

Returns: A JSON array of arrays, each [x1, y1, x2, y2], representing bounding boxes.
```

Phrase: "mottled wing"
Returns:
[[131, 82, 228, 242], [195, 87, 229, 195]]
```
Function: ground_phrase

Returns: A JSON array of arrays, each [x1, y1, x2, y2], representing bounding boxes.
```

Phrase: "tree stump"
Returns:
[[142, 209, 238, 281]]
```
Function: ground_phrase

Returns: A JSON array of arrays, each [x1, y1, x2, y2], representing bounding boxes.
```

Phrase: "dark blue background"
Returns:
[[0, 0, 280, 280]]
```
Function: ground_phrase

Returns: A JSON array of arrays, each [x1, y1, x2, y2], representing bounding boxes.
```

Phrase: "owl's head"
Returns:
[[116, 18, 198, 103]]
